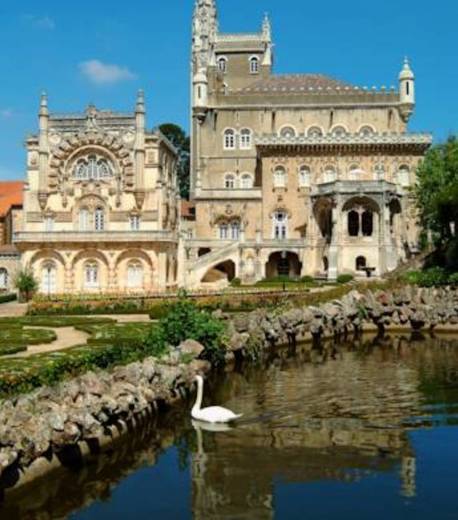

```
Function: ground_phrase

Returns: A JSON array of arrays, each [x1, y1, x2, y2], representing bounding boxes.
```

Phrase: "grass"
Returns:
[[76, 322, 154, 344], [0, 316, 116, 328]]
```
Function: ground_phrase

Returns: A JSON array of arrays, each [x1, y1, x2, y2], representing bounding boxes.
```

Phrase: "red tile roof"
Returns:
[[0, 181, 24, 218]]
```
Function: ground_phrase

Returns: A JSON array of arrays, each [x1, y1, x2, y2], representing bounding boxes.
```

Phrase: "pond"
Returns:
[[2, 332, 458, 519]]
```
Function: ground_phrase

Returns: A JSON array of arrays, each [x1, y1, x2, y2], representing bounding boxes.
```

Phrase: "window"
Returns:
[[348, 211, 359, 237], [274, 166, 286, 188], [362, 211, 374, 236], [94, 208, 105, 231], [73, 155, 113, 181], [0, 268, 8, 289], [280, 126, 296, 138], [84, 262, 99, 289], [375, 163, 385, 180], [398, 165, 410, 187], [41, 263, 56, 294], [349, 164, 362, 181], [223, 129, 236, 150], [79, 209, 89, 231], [44, 216, 54, 232], [331, 126, 347, 138], [299, 166, 311, 188], [217, 57, 227, 73], [356, 256, 367, 270], [323, 166, 337, 183], [219, 223, 229, 239], [240, 128, 252, 150], [273, 211, 288, 240], [231, 221, 240, 240], [308, 126, 324, 138], [241, 173, 253, 189], [127, 262, 143, 289], [249, 56, 259, 74], [130, 215, 140, 231], [359, 125, 375, 136], [225, 174, 236, 189]]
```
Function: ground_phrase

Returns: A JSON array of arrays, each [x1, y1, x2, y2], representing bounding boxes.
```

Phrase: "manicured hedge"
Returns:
[[0, 293, 17, 304], [0, 316, 115, 328]]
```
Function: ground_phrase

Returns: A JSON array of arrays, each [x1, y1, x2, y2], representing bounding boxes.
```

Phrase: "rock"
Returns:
[[179, 339, 204, 358], [228, 332, 250, 352], [48, 412, 66, 432]]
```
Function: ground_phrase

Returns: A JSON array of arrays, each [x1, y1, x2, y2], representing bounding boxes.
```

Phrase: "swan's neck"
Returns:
[[192, 378, 204, 413]]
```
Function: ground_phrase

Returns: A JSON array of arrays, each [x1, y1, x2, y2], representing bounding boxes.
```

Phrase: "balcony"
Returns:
[[194, 188, 262, 200], [14, 230, 178, 244]]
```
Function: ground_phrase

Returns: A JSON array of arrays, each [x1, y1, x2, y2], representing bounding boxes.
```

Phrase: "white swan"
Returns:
[[191, 375, 243, 424]]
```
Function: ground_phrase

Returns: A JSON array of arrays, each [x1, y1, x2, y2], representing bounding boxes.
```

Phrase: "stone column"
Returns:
[[157, 251, 168, 291], [328, 196, 342, 281]]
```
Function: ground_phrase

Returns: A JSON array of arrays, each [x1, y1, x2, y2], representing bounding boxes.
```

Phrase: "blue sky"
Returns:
[[0, 0, 456, 180]]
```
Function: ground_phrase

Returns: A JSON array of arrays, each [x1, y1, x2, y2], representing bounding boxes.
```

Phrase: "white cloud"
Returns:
[[0, 109, 13, 119], [79, 60, 137, 86], [25, 15, 56, 30]]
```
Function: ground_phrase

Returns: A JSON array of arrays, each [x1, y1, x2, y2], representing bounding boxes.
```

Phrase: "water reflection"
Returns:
[[2, 333, 458, 519]]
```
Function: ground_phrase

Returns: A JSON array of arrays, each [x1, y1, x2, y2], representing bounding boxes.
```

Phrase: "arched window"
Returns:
[[41, 263, 56, 294], [299, 166, 311, 188], [398, 165, 411, 187], [249, 56, 260, 74], [331, 126, 347, 138], [280, 126, 296, 138], [217, 56, 227, 73], [240, 128, 252, 149], [274, 166, 286, 188], [94, 208, 105, 231], [219, 223, 229, 240], [0, 268, 8, 289], [359, 125, 376, 136], [323, 166, 337, 183], [73, 156, 112, 181], [84, 262, 99, 289], [241, 173, 253, 189], [79, 208, 89, 231], [223, 129, 236, 150], [356, 256, 367, 270], [362, 211, 374, 236], [127, 262, 144, 289], [308, 126, 324, 138], [224, 173, 236, 189], [348, 211, 359, 237], [273, 211, 288, 240], [349, 164, 362, 181], [230, 221, 240, 240]]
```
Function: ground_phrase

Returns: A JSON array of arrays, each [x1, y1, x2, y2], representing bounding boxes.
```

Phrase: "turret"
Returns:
[[262, 13, 273, 69], [134, 90, 146, 206], [399, 57, 415, 122], [193, 69, 209, 117], [38, 92, 49, 204]]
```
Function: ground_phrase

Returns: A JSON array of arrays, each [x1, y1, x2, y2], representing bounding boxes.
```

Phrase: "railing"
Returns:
[[14, 231, 178, 243]]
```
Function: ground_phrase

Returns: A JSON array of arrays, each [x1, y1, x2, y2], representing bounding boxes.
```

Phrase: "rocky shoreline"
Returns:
[[1, 285, 457, 495]]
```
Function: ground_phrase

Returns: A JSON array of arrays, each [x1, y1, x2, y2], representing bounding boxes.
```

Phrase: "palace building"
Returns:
[[0, 0, 433, 295], [185, 0, 432, 288], [13, 92, 180, 294]]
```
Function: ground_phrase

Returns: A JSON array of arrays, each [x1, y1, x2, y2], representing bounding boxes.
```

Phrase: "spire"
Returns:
[[39, 91, 48, 116], [262, 13, 271, 42], [399, 56, 414, 81], [192, 0, 218, 71], [136, 89, 145, 114]]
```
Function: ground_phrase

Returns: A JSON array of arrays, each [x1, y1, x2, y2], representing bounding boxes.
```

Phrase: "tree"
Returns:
[[416, 136, 458, 241], [159, 123, 190, 200], [14, 267, 38, 302]]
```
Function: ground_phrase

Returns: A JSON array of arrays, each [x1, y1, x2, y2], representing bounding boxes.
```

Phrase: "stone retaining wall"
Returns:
[[1, 285, 457, 494]]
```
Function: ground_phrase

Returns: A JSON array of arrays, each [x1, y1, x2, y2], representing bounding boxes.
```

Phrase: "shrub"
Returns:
[[230, 278, 242, 287], [300, 276, 315, 284], [0, 293, 17, 304], [337, 274, 354, 284], [15, 267, 38, 303], [449, 272, 458, 285], [146, 299, 227, 365], [403, 267, 449, 287]]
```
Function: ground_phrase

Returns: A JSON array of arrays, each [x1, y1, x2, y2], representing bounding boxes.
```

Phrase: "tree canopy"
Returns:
[[159, 123, 190, 200], [416, 136, 458, 241]]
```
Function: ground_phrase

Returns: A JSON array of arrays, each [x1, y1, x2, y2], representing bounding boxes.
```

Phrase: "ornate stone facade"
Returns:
[[15, 92, 180, 294], [187, 0, 432, 287]]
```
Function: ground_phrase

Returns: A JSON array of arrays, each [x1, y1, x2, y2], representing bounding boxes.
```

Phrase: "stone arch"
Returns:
[[30, 249, 66, 294], [313, 197, 333, 240], [265, 251, 302, 279], [0, 267, 9, 290], [72, 249, 110, 292], [201, 260, 236, 284]]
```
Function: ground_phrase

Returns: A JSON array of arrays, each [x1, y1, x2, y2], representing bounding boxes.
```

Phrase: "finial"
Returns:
[[399, 56, 414, 80], [136, 89, 145, 113], [262, 12, 271, 40]]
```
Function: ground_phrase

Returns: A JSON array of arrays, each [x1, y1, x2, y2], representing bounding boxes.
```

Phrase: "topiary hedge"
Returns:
[[0, 293, 17, 304]]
